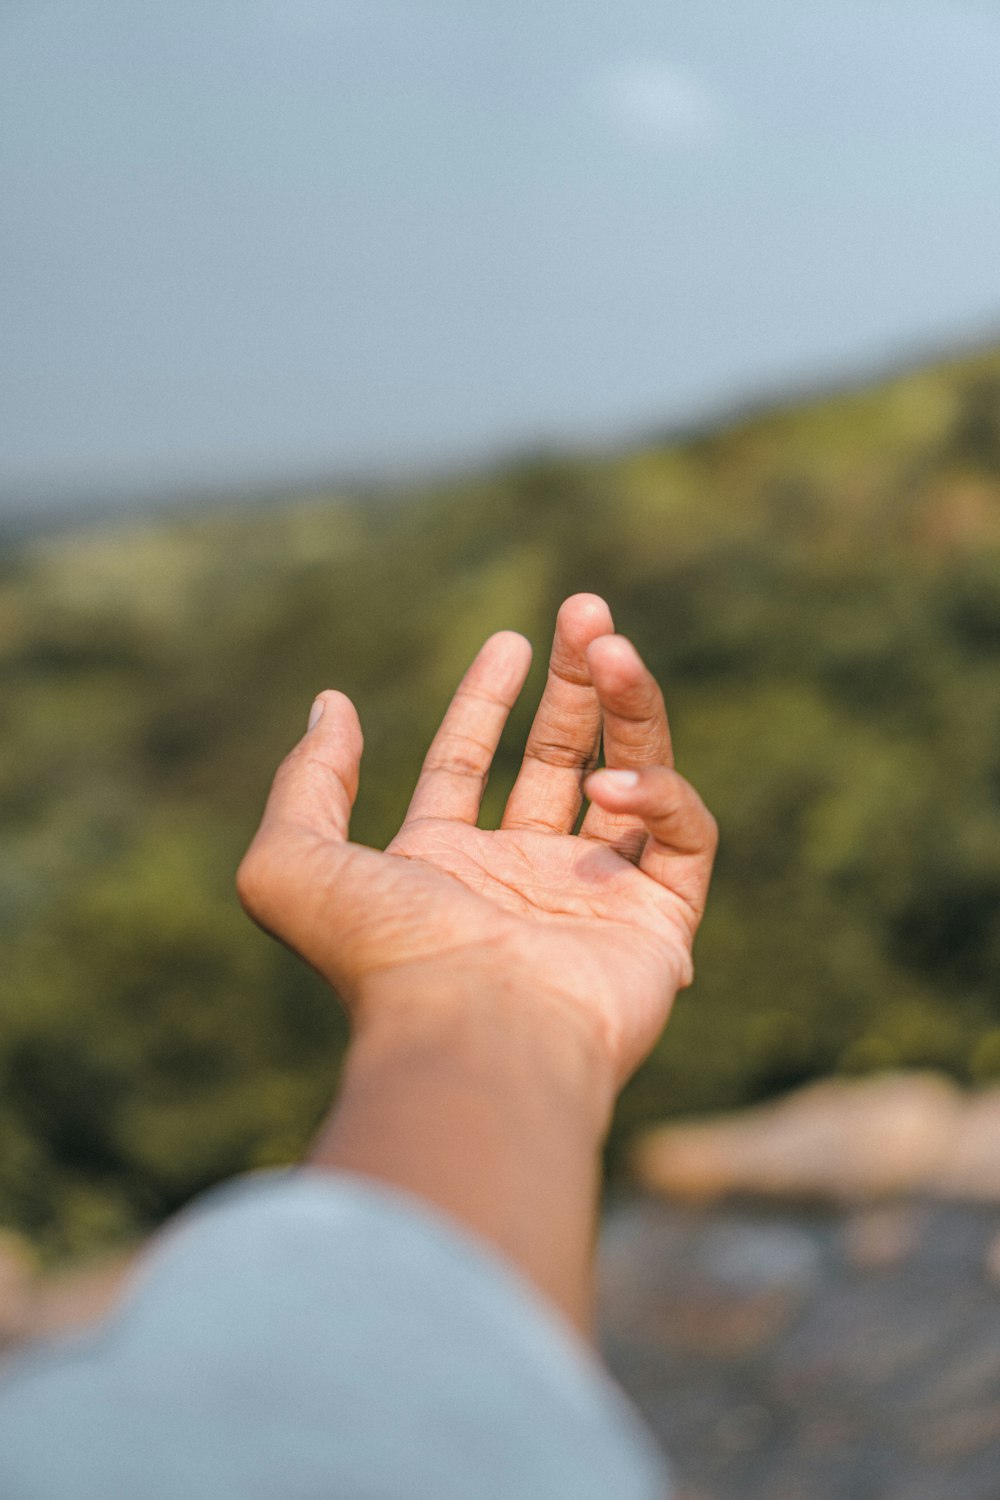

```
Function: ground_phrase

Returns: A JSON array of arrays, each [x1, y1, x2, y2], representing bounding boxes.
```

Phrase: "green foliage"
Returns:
[[5, 348, 1000, 1253]]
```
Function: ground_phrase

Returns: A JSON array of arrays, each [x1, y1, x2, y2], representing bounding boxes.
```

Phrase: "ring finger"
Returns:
[[579, 634, 673, 860]]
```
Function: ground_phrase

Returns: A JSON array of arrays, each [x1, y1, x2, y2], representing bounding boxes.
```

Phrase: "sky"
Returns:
[[3, 0, 1000, 513]]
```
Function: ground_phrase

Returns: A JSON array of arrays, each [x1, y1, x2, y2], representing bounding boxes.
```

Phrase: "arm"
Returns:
[[312, 963, 612, 1332], [238, 594, 717, 1334]]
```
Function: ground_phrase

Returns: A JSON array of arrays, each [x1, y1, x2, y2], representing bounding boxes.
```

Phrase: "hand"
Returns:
[[237, 594, 717, 1087]]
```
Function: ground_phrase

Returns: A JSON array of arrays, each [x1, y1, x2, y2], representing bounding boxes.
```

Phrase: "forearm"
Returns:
[[308, 967, 617, 1336]]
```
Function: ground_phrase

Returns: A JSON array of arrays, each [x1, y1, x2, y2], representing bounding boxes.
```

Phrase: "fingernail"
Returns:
[[307, 698, 325, 732], [599, 769, 639, 788]]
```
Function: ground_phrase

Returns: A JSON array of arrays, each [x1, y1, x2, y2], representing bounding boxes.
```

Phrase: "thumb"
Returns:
[[236, 691, 364, 937], [259, 690, 363, 844]]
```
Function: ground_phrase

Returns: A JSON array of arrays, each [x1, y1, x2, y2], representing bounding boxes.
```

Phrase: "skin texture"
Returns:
[[237, 594, 717, 1330]]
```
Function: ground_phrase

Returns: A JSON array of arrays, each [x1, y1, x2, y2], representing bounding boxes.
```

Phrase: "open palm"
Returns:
[[238, 595, 717, 1083]]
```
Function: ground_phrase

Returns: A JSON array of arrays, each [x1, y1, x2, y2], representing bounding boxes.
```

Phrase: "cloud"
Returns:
[[600, 60, 728, 150]]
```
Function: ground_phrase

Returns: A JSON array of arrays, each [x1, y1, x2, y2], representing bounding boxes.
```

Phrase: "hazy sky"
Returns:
[[3, 0, 1000, 510]]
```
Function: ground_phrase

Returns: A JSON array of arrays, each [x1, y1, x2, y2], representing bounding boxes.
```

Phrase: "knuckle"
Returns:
[[428, 758, 485, 782], [235, 844, 273, 920], [458, 683, 509, 712], [548, 653, 592, 688], [644, 764, 678, 801], [526, 735, 598, 771], [425, 734, 490, 780], [608, 680, 665, 725], [272, 745, 305, 789], [613, 826, 648, 863], [280, 746, 355, 804], [607, 721, 667, 760]]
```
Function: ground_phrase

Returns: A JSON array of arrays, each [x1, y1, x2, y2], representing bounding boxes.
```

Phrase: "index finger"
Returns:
[[403, 631, 533, 825]]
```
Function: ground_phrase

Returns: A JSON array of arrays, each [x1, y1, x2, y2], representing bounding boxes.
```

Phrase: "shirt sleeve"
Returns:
[[0, 1171, 671, 1500]]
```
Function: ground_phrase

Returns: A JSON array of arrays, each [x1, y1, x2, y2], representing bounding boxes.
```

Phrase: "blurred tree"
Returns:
[[6, 348, 1000, 1254]]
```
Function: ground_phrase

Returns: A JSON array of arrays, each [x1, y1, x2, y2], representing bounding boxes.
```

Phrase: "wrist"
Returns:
[[315, 957, 615, 1330], [351, 957, 618, 1141]]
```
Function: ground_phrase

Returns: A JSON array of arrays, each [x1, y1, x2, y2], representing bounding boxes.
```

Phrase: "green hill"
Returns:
[[5, 345, 1000, 1257]]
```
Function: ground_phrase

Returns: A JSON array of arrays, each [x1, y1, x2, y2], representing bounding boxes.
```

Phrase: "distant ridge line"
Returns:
[[4, 321, 1000, 544]]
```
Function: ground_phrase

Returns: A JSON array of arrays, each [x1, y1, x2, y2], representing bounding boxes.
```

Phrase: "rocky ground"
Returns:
[[600, 1194, 1000, 1500], [604, 1073, 1000, 1499], [4, 1073, 1000, 1499]]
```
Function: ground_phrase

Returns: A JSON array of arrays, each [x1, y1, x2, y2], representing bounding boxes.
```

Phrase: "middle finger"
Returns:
[[500, 593, 613, 835]]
